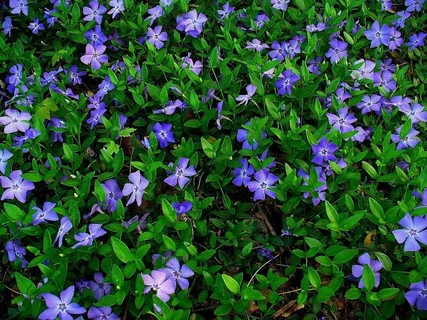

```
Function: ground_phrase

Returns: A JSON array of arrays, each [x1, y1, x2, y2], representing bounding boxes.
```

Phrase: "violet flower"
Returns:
[[162, 258, 194, 290], [236, 123, 267, 150], [357, 95, 382, 114], [164, 158, 196, 189], [122, 213, 150, 232], [89, 272, 111, 300], [28, 18, 44, 34], [53, 217, 72, 248], [364, 21, 390, 48], [87, 106, 106, 129], [276, 70, 300, 95], [80, 44, 108, 70], [44, 8, 58, 27], [32, 202, 59, 225], [182, 56, 203, 75], [172, 201, 193, 215], [153, 122, 174, 148], [236, 84, 257, 105], [68, 66, 86, 85], [147, 26, 168, 49], [2, 16, 13, 37], [246, 39, 269, 51], [177, 10, 207, 38], [12, 128, 40, 149], [108, 0, 124, 18], [252, 12, 270, 30], [391, 126, 420, 150], [388, 27, 403, 50], [0, 170, 35, 203], [405, 0, 425, 11], [141, 270, 176, 302], [257, 247, 274, 259], [373, 71, 396, 93], [0, 109, 31, 133], [392, 213, 427, 252], [97, 77, 115, 98], [5, 240, 27, 267], [72, 224, 106, 249], [88, 306, 120, 320], [233, 158, 255, 187], [311, 138, 338, 165], [145, 5, 164, 26], [393, 11, 411, 28], [153, 100, 186, 115], [407, 33, 427, 51], [326, 107, 357, 133], [102, 179, 123, 212], [271, 0, 290, 11], [10, 0, 28, 16], [351, 253, 383, 289], [308, 57, 323, 75], [325, 39, 347, 63], [351, 126, 371, 143], [85, 25, 108, 47], [47, 117, 65, 142], [122, 171, 149, 206], [0, 149, 13, 174], [399, 103, 427, 124], [83, 1, 107, 24], [247, 169, 279, 201], [405, 280, 427, 310], [39, 286, 86, 320], [218, 2, 235, 19], [269, 41, 287, 61]]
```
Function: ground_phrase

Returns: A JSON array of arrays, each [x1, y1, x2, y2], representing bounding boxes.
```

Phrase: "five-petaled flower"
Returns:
[[80, 44, 108, 70], [39, 286, 86, 320], [0, 170, 35, 203], [122, 171, 149, 206], [247, 169, 279, 201], [392, 213, 427, 252], [141, 270, 176, 302], [351, 253, 383, 289], [164, 158, 196, 189], [405, 280, 427, 310]]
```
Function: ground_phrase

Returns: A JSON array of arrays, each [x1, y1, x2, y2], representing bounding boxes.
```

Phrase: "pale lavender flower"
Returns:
[[10, 0, 28, 16], [122, 171, 149, 206], [39, 286, 86, 320], [0, 149, 13, 174], [89, 273, 111, 300], [147, 26, 168, 49], [108, 0, 124, 18], [380, 0, 393, 11], [53, 217, 72, 248], [351, 59, 376, 80], [177, 10, 207, 38], [0, 170, 35, 203], [247, 169, 279, 201], [32, 202, 59, 225], [236, 84, 257, 105], [141, 270, 176, 302], [102, 179, 123, 212], [218, 2, 235, 19], [405, 280, 427, 310], [391, 126, 420, 150], [246, 39, 269, 51], [153, 100, 186, 115], [80, 44, 108, 70], [122, 213, 150, 232], [388, 27, 403, 50], [83, 1, 107, 24], [252, 12, 270, 30], [162, 258, 194, 290], [357, 95, 382, 114], [145, 5, 164, 26], [0, 109, 31, 133], [271, 0, 290, 10], [306, 22, 325, 32], [405, 0, 425, 11], [399, 103, 427, 124], [5, 240, 27, 267], [88, 307, 120, 320], [325, 39, 348, 63], [164, 158, 196, 189], [351, 253, 383, 289], [182, 56, 203, 75], [373, 71, 396, 93], [72, 224, 106, 249]]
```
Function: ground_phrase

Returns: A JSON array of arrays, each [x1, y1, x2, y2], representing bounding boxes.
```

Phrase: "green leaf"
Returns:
[[369, 198, 385, 223], [63, 144, 73, 161], [308, 267, 321, 288], [241, 242, 253, 257], [162, 234, 176, 251], [4, 203, 25, 222], [161, 198, 176, 224], [362, 161, 378, 179], [325, 201, 339, 223], [222, 274, 240, 294], [345, 287, 361, 300], [111, 237, 134, 263], [197, 249, 216, 261], [209, 47, 219, 68], [333, 249, 358, 264], [214, 304, 232, 316], [375, 252, 392, 271], [184, 119, 201, 128], [21, 172, 44, 182], [379, 288, 399, 300], [362, 264, 375, 291], [15, 273, 36, 295]]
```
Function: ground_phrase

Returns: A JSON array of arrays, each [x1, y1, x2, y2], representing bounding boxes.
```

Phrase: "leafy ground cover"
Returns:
[[1, 0, 427, 319]]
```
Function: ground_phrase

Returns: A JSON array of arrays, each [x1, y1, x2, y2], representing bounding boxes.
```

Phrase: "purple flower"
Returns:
[[28, 18, 44, 34], [162, 258, 194, 290], [393, 11, 411, 28], [269, 41, 287, 61], [388, 27, 403, 50], [364, 21, 391, 48], [276, 70, 299, 95], [72, 224, 106, 249], [252, 12, 270, 30], [147, 26, 168, 49], [306, 22, 326, 32], [108, 0, 124, 18], [13, 128, 40, 148], [122, 213, 150, 232], [373, 71, 396, 93], [89, 273, 111, 300], [164, 158, 196, 189], [102, 179, 123, 212], [10, 0, 28, 15], [172, 202, 193, 215], [380, 0, 393, 11], [7, 64, 22, 86], [308, 57, 323, 75], [152, 251, 173, 265], [257, 247, 274, 259], [83, 1, 107, 24], [312, 138, 338, 165], [40, 68, 62, 89], [327, 107, 357, 133], [44, 8, 58, 28], [391, 126, 420, 150], [182, 56, 203, 75], [122, 171, 149, 206], [160, 0, 173, 6], [177, 10, 207, 38], [407, 33, 427, 51], [246, 39, 269, 51], [2, 16, 13, 36], [322, 158, 347, 176], [87, 106, 106, 129], [325, 39, 347, 63], [68, 66, 86, 85], [236, 84, 257, 105], [0, 170, 35, 203], [5, 240, 27, 267], [0, 149, 13, 174], [39, 286, 86, 320], [88, 306, 120, 320], [233, 158, 255, 187], [97, 77, 115, 98], [85, 25, 108, 47], [80, 44, 108, 70], [53, 217, 72, 248], [298, 167, 328, 206], [392, 213, 427, 252], [285, 40, 301, 59], [351, 59, 375, 80], [141, 270, 176, 302], [153, 100, 186, 115], [357, 95, 382, 114], [153, 122, 174, 148], [399, 103, 427, 124], [0, 109, 31, 133], [351, 253, 383, 289], [271, 0, 290, 10], [145, 5, 164, 26], [47, 117, 65, 143], [405, 0, 425, 11], [405, 280, 427, 310], [218, 2, 235, 19], [236, 123, 267, 150], [32, 202, 59, 225], [247, 169, 279, 201]]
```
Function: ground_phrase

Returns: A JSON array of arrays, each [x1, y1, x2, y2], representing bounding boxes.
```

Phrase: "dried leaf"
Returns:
[[273, 300, 305, 318]]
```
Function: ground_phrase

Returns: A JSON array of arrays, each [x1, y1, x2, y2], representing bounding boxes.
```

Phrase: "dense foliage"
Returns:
[[1, 0, 427, 319]]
